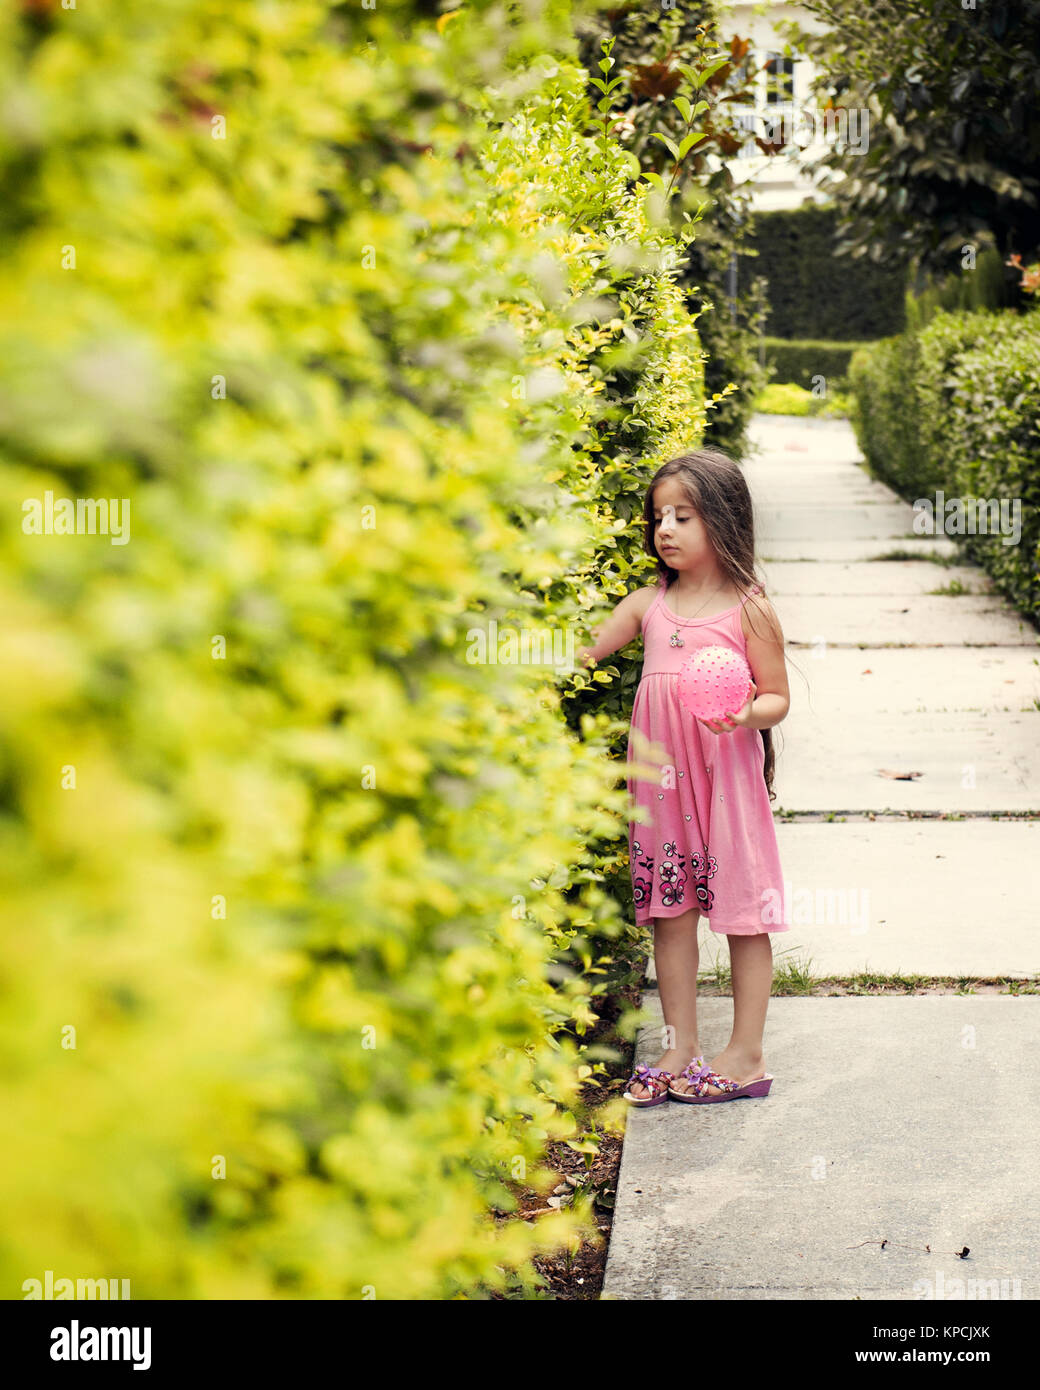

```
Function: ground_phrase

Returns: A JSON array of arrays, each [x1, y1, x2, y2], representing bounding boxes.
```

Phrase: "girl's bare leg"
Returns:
[[691, 932, 773, 1096], [627, 908, 702, 1099]]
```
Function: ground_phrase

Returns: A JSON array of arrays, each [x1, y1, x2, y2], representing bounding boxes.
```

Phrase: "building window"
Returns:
[[764, 52, 795, 104]]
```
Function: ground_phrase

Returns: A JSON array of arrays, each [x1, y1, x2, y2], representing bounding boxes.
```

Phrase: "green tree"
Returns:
[[790, 0, 1040, 275]]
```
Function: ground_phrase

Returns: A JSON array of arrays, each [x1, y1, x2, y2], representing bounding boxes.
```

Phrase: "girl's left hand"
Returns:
[[698, 680, 756, 735]]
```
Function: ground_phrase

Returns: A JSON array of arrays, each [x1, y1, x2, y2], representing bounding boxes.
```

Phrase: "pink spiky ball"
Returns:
[[677, 645, 753, 722]]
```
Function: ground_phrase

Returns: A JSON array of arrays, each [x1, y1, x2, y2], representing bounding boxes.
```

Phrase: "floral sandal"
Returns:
[[622, 1063, 676, 1107], [672, 1063, 774, 1105]]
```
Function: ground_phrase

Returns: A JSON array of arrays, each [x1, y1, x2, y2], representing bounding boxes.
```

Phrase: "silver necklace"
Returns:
[[667, 581, 724, 647]]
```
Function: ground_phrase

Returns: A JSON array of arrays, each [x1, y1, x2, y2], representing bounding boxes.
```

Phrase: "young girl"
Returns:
[[578, 448, 790, 1106]]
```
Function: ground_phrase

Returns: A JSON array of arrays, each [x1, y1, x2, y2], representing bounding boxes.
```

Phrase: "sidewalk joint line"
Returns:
[[774, 809, 1040, 821]]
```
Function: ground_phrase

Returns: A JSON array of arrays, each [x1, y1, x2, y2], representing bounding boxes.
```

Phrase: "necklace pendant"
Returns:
[[669, 631, 684, 648]]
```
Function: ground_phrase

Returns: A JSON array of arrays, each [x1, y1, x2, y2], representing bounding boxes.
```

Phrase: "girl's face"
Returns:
[[651, 480, 713, 571]]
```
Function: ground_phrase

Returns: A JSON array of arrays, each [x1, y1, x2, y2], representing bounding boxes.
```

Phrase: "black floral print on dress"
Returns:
[[658, 842, 688, 908], [693, 877, 714, 913], [690, 843, 718, 913], [690, 846, 718, 881], [631, 839, 654, 913]]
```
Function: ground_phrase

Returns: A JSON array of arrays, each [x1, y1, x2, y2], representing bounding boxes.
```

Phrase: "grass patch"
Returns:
[[691, 965, 1040, 997], [755, 382, 852, 418], [772, 948, 818, 994], [927, 578, 975, 595], [869, 548, 961, 566]]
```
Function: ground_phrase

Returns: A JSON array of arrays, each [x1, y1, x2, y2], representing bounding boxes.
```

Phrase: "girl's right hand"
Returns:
[[699, 680, 756, 735]]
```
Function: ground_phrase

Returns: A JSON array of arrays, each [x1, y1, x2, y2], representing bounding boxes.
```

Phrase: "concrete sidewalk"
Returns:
[[748, 413, 1039, 976], [605, 413, 1040, 1300], [604, 995, 1038, 1300]]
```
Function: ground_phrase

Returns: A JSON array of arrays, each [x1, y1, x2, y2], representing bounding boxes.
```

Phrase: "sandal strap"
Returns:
[[693, 1068, 741, 1095], [627, 1063, 675, 1097]]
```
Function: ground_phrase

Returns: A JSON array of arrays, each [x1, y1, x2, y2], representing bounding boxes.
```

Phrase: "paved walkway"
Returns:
[[603, 413, 1040, 1300]]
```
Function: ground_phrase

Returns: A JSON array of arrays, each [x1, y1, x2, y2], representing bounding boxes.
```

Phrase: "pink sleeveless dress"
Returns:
[[626, 577, 788, 935]]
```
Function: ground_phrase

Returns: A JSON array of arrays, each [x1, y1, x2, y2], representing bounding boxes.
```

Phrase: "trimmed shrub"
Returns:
[[848, 311, 1040, 625], [847, 334, 924, 495], [478, 49, 711, 930], [939, 323, 1040, 621], [905, 249, 1018, 333], [0, 0, 708, 1300], [764, 337, 869, 391], [744, 203, 906, 340]]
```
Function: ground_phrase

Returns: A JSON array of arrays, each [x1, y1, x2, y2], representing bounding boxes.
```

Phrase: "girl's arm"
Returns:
[[734, 592, 790, 731], [576, 588, 649, 668]]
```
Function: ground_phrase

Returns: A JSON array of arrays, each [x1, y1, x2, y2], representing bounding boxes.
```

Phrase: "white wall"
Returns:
[[722, 2, 833, 211]]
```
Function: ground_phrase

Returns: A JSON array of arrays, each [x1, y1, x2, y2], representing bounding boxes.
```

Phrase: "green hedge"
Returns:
[[764, 337, 869, 391], [745, 203, 906, 340], [906, 249, 1017, 333], [0, 0, 709, 1300], [575, 4, 768, 460], [849, 311, 1040, 624]]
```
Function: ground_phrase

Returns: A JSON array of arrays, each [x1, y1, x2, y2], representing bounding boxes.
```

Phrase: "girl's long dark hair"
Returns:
[[642, 448, 781, 801]]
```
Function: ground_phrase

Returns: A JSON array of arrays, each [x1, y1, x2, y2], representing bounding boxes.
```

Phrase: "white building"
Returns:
[[723, 3, 836, 211]]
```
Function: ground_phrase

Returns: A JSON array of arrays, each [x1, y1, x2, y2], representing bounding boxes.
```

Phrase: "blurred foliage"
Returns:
[[788, 0, 1040, 276], [1006, 253, 1040, 297], [849, 311, 1040, 625], [743, 203, 905, 340], [0, 0, 715, 1298], [476, 37, 715, 979], [574, 1, 769, 457]]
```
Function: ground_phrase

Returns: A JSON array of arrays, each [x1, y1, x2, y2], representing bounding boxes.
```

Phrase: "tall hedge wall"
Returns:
[[0, 0, 708, 1299], [744, 202, 906, 341], [849, 311, 1040, 625]]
